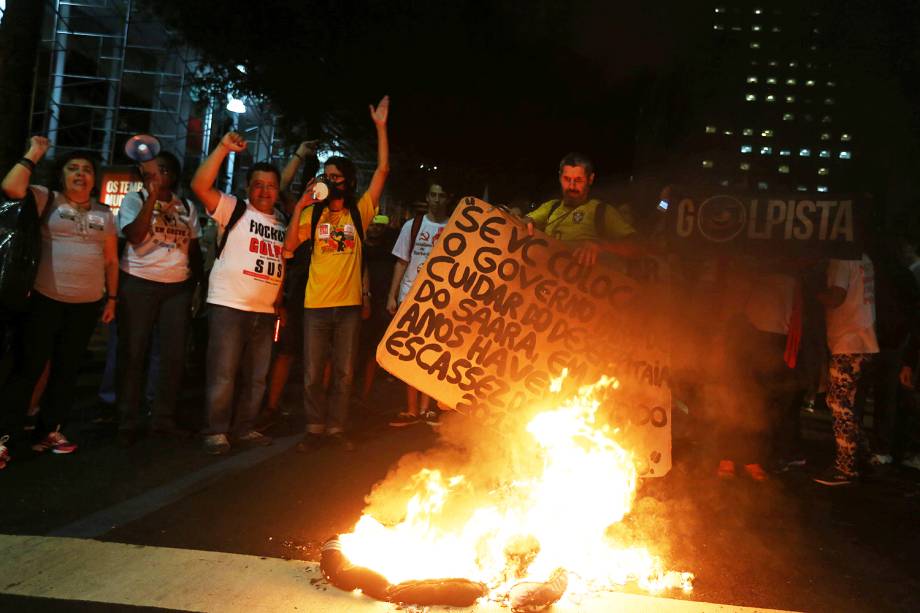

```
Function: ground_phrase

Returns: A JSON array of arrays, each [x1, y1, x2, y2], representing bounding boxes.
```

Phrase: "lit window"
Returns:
[[839, 150, 852, 159], [825, 97, 835, 105], [797, 185, 808, 192], [747, 76, 758, 83], [827, 81, 836, 87], [720, 179, 730, 186], [778, 164, 790, 173], [714, 24, 725, 30], [768, 60, 779, 66], [723, 130, 734, 136], [819, 150, 830, 158], [758, 181, 769, 190], [715, 6, 725, 13], [799, 148, 811, 157], [761, 129, 774, 137], [754, 8, 762, 14], [810, 45, 818, 51], [818, 167, 829, 176], [779, 149, 791, 156], [740, 162, 750, 170], [789, 61, 798, 68], [765, 94, 776, 102], [766, 76, 777, 84], [817, 185, 829, 193], [772, 26, 781, 32], [821, 115, 832, 123], [732, 25, 742, 31], [741, 145, 753, 154], [752, 25, 761, 31], [805, 79, 815, 86], [841, 133, 852, 141], [813, 28, 820, 34], [702, 160, 714, 168], [743, 128, 754, 136], [745, 93, 757, 102], [786, 78, 797, 85], [760, 146, 773, 155], [820, 132, 831, 140], [783, 113, 794, 121], [705, 125, 717, 133], [785, 95, 795, 103], [750, 42, 761, 49]]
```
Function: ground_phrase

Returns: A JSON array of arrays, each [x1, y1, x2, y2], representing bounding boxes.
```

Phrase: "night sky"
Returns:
[[151, 0, 919, 205]]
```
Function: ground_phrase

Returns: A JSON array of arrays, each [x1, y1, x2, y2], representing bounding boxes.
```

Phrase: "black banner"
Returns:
[[668, 191, 865, 257]]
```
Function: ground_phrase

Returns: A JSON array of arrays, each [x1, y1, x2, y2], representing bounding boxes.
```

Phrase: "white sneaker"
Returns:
[[203, 433, 230, 455], [0, 435, 11, 469], [870, 453, 894, 466], [901, 454, 920, 471], [234, 430, 273, 447]]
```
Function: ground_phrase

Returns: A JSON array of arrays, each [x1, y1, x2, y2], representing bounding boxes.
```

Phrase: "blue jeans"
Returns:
[[204, 304, 275, 436], [303, 306, 361, 435], [117, 274, 190, 430]]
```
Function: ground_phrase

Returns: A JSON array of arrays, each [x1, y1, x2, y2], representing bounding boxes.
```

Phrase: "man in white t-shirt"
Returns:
[[814, 254, 879, 485], [191, 132, 287, 454], [385, 182, 451, 428]]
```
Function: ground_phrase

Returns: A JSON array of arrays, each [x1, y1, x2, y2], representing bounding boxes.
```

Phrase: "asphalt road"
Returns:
[[2, 364, 919, 613]]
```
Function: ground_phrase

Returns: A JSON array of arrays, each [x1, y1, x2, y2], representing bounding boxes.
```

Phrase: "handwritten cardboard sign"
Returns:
[[377, 198, 672, 477]]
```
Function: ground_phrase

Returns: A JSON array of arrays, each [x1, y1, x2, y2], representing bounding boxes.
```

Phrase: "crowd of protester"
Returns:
[[1, 94, 919, 489]]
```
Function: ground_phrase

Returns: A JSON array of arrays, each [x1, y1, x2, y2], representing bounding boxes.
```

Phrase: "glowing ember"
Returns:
[[339, 372, 693, 602]]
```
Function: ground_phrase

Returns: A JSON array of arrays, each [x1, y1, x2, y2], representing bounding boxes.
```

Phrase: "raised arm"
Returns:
[[2, 136, 49, 199], [282, 179, 322, 256], [281, 140, 320, 193], [366, 95, 390, 205], [191, 132, 247, 214]]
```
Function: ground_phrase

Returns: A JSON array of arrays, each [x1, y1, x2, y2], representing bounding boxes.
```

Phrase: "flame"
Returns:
[[338, 371, 693, 601]]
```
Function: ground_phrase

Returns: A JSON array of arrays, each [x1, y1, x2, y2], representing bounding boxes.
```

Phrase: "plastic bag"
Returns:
[[0, 191, 41, 312]]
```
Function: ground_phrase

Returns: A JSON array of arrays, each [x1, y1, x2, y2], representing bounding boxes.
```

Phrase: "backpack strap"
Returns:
[[215, 198, 248, 259], [593, 200, 607, 241], [409, 213, 425, 253]]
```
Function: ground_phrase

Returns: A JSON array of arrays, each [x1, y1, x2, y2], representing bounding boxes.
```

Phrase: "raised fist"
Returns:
[[220, 132, 247, 153], [28, 136, 51, 158]]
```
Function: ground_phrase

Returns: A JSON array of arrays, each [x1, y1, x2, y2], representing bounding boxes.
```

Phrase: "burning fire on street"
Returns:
[[323, 372, 693, 610]]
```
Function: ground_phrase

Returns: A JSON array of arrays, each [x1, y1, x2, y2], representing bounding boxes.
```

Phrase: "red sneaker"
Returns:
[[744, 463, 769, 482], [717, 459, 735, 479], [0, 435, 11, 469], [32, 427, 77, 454]]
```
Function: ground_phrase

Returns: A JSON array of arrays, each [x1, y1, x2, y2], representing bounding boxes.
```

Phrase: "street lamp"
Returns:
[[225, 95, 247, 190]]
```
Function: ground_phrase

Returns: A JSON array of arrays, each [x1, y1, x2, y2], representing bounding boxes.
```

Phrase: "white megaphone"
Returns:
[[124, 134, 161, 162]]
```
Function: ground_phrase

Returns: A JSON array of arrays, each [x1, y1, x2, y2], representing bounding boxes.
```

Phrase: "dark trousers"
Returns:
[[0, 292, 100, 440], [715, 323, 800, 465], [303, 306, 361, 435], [116, 273, 192, 431]]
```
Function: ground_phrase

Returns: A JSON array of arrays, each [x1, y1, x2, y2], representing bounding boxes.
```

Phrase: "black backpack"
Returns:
[[282, 199, 367, 303], [0, 190, 47, 313]]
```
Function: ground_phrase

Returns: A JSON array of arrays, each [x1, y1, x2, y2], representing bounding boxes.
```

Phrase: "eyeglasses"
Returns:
[[323, 173, 345, 182]]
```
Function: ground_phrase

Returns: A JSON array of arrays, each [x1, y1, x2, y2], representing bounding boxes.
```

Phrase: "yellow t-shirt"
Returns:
[[300, 191, 377, 308], [527, 198, 635, 242]]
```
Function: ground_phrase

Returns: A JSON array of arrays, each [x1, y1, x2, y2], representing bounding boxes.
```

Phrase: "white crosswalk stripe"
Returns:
[[0, 534, 801, 612]]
